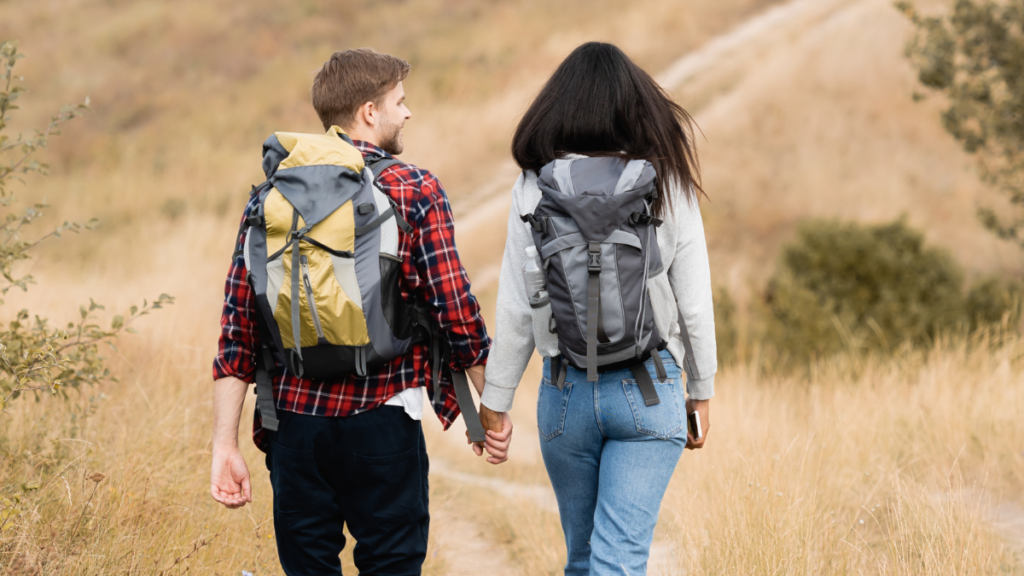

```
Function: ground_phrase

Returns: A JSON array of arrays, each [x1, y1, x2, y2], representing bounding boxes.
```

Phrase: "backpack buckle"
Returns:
[[521, 214, 548, 234], [246, 204, 264, 227], [587, 242, 601, 273]]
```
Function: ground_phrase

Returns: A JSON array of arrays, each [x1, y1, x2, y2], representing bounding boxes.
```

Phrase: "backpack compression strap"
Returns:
[[255, 347, 280, 431], [629, 351, 667, 408], [586, 242, 602, 382], [452, 371, 487, 444]]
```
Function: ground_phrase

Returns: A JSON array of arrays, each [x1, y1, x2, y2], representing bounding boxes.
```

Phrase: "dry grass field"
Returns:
[[1, 0, 1023, 574]]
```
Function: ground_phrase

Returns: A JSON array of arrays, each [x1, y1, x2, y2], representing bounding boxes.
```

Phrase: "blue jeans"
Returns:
[[539, 350, 687, 576]]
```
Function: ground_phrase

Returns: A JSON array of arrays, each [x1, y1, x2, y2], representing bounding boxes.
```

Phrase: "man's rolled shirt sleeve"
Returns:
[[213, 213, 259, 383]]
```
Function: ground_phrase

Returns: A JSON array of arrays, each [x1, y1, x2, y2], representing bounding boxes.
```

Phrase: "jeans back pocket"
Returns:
[[622, 379, 684, 440], [537, 378, 572, 441]]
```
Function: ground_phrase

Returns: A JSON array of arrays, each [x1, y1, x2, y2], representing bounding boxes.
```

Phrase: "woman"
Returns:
[[478, 42, 717, 575]]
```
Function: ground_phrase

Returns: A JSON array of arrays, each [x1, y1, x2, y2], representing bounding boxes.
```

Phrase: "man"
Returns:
[[209, 48, 511, 575]]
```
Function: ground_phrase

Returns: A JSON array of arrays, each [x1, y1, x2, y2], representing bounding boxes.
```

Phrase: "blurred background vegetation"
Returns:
[[1, 0, 1023, 573]]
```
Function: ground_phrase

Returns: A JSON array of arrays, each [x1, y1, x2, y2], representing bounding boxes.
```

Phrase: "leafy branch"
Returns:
[[0, 40, 171, 411], [898, 0, 1024, 247]]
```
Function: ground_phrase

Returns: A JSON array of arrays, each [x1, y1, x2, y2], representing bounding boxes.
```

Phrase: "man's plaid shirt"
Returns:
[[213, 140, 490, 451]]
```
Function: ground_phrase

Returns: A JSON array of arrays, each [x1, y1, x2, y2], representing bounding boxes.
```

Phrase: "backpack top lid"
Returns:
[[536, 157, 657, 241], [258, 126, 367, 230]]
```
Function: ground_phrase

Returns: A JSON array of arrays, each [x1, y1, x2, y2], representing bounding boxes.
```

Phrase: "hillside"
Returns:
[[1, 0, 1022, 573], [689, 0, 1020, 297]]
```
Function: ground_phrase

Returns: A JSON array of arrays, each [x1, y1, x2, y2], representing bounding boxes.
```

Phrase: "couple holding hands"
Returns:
[[210, 42, 715, 576]]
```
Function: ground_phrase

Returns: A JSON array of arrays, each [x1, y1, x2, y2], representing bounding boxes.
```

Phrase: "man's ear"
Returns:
[[355, 101, 377, 128]]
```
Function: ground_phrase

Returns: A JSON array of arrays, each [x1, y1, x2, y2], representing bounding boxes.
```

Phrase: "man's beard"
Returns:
[[378, 113, 404, 155]]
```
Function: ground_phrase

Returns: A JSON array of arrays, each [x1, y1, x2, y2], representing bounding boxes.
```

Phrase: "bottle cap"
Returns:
[[526, 246, 538, 257]]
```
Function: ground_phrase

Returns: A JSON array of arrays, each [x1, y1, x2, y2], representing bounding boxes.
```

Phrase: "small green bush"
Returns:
[[763, 218, 965, 363], [966, 277, 1023, 331], [713, 286, 738, 366]]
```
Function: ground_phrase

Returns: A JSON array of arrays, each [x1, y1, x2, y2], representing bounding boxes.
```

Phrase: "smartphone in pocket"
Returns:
[[687, 410, 702, 440]]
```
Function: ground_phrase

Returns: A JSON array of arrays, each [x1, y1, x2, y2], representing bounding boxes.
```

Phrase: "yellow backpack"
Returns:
[[235, 126, 484, 441]]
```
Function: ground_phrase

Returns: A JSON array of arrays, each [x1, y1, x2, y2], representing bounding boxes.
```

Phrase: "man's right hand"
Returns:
[[210, 445, 252, 509], [211, 377, 252, 508]]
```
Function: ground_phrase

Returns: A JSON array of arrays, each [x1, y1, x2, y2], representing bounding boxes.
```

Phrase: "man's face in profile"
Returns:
[[377, 81, 411, 155]]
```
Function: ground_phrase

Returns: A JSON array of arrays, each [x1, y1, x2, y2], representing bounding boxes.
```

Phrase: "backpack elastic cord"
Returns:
[[255, 346, 280, 431], [586, 242, 602, 382], [629, 362, 661, 407], [288, 209, 306, 377]]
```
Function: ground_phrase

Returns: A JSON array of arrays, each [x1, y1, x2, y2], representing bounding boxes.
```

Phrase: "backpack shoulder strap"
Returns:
[[364, 157, 413, 235], [367, 157, 401, 180]]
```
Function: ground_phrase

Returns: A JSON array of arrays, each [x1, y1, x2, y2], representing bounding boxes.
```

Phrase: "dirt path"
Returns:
[[430, 505, 520, 576], [961, 488, 1024, 552], [990, 499, 1024, 551]]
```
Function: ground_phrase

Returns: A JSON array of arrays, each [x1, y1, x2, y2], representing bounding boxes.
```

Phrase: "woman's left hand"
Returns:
[[685, 398, 710, 450], [473, 404, 513, 464]]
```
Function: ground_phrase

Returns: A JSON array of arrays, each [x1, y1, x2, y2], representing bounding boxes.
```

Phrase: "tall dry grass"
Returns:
[[8, 320, 1022, 574], [660, 330, 1024, 574]]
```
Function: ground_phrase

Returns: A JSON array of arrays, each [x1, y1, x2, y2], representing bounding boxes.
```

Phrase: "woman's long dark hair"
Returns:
[[511, 42, 703, 216]]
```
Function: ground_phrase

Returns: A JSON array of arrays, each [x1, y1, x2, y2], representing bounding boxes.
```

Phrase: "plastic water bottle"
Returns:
[[523, 246, 548, 308], [524, 245, 559, 355]]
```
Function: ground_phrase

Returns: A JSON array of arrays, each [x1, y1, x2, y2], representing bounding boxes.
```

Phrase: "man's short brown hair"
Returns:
[[311, 49, 410, 130]]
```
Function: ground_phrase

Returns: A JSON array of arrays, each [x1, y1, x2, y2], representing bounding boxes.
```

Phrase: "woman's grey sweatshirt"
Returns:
[[480, 164, 717, 413]]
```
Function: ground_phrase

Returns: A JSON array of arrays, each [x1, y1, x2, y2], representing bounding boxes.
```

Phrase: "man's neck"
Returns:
[[343, 125, 378, 147]]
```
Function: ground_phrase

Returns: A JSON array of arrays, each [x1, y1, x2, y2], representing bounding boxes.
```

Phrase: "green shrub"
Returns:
[[713, 286, 738, 366], [966, 277, 1023, 331], [0, 42, 173, 408], [763, 218, 965, 363]]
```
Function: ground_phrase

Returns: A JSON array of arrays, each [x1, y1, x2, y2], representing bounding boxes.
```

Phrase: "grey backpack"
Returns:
[[521, 157, 669, 406]]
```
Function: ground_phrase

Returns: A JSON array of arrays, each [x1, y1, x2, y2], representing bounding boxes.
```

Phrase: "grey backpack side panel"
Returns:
[[243, 185, 288, 363], [351, 167, 414, 360]]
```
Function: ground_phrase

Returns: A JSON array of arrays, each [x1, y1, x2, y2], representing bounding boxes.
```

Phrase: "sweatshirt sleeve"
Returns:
[[481, 175, 536, 412], [668, 195, 717, 400]]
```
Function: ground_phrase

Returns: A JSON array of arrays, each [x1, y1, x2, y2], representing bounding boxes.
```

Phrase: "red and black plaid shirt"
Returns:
[[213, 140, 490, 451]]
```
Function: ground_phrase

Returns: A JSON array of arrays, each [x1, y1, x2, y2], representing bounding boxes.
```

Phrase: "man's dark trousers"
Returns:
[[265, 406, 429, 575]]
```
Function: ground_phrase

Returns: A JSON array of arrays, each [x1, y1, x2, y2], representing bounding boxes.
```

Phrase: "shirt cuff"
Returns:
[[212, 359, 255, 384], [480, 382, 516, 413], [686, 373, 715, 401], [450, 346, 489, 372]]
